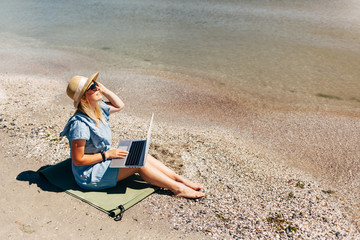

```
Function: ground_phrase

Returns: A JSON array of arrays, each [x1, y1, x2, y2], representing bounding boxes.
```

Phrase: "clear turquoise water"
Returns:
[[1, 0, 360, 102]]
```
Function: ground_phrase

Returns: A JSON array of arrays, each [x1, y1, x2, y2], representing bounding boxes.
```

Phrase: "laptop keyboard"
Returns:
[[125, 140, 145, 166]]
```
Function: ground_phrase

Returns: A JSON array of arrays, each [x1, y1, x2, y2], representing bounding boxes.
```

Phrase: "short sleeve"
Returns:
[[100, 101, 111, 122], [68, 120, 91, 142]]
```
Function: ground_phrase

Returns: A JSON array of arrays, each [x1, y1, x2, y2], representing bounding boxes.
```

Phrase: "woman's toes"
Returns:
[[174, 186, 205, 199]]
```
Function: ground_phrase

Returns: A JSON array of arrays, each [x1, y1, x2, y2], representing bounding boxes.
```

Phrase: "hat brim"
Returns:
[[78, 72, 99, 100], [73, 72, 99, 108]]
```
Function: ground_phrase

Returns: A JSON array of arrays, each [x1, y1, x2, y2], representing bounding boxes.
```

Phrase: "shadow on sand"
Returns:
[[16, 165, 63, 193]]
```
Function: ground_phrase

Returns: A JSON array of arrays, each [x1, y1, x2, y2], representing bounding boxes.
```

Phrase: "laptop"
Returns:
[[109, 113, 154, 168]]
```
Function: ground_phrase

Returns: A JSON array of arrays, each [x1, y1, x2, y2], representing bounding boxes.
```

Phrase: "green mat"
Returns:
[[38, 159, 158, 220]]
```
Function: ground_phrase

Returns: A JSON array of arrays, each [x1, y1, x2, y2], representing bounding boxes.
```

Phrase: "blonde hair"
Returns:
[[76, 95, 105, 127]]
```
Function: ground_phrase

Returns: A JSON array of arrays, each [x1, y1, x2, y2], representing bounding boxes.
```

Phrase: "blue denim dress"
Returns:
[[60, 101, 118, 190]]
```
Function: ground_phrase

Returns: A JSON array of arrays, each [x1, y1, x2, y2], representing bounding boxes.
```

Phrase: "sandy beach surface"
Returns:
[[1, 36, 359, 239]]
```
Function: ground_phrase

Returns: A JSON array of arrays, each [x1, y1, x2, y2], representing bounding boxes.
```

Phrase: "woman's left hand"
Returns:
[[106, 149, 129, 159]]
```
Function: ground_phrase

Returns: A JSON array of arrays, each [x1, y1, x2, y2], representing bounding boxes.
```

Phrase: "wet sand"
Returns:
[[0, 36, 359, 238]]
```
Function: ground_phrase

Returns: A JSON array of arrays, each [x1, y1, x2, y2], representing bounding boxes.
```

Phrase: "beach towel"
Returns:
[[38, 159, 158, 220]]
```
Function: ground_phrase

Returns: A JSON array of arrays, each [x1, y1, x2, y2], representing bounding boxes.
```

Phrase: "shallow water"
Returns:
[[1, 0, 360, 103]]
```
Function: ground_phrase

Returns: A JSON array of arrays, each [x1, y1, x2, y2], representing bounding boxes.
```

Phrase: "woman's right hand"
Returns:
[[106, 149, 129, 159], [96, 81, 109, 94]]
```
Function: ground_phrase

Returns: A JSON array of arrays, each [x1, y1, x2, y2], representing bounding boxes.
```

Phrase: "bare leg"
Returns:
[[117, 168, 138, 182], [117, 162, 204, 199], [138, 162, 204, 198], [147, 155, 203, 190]]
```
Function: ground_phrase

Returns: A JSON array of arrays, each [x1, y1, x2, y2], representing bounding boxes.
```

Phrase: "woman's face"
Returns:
[[84, 81, 102, 104]]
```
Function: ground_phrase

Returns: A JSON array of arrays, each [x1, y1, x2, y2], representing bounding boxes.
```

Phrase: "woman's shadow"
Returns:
[[16, 165, 63, 193]]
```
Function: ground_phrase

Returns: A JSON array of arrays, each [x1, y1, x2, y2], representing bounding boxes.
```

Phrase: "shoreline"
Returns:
[[0, 37, 359, 238]]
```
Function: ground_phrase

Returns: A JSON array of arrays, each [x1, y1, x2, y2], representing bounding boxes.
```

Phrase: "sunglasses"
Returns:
[[87, 81, 98, 92]]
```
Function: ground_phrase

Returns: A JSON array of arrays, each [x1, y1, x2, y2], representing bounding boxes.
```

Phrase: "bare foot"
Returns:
[[177, 176, 203, 191], [173, 185, 205, 199]]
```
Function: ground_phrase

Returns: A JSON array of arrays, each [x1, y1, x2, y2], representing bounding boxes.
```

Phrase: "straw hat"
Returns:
[[66, 72, 99, 107]]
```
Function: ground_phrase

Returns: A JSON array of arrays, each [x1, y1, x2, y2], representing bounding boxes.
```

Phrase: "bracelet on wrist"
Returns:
[[100, 151, 107, 161]]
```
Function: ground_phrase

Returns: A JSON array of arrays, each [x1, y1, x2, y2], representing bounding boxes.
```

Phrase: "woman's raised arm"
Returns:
[[97, 82, 125, 114]]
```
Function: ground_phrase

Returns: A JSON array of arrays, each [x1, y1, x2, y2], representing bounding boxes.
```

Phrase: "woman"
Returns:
[[60, 72, 204, 199]]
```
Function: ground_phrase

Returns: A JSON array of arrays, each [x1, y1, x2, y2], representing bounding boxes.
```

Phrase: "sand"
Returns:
[[0, 37, 359, 239]]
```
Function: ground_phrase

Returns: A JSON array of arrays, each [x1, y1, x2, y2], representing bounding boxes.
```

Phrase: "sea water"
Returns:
[[1, 0, 360, 104]]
